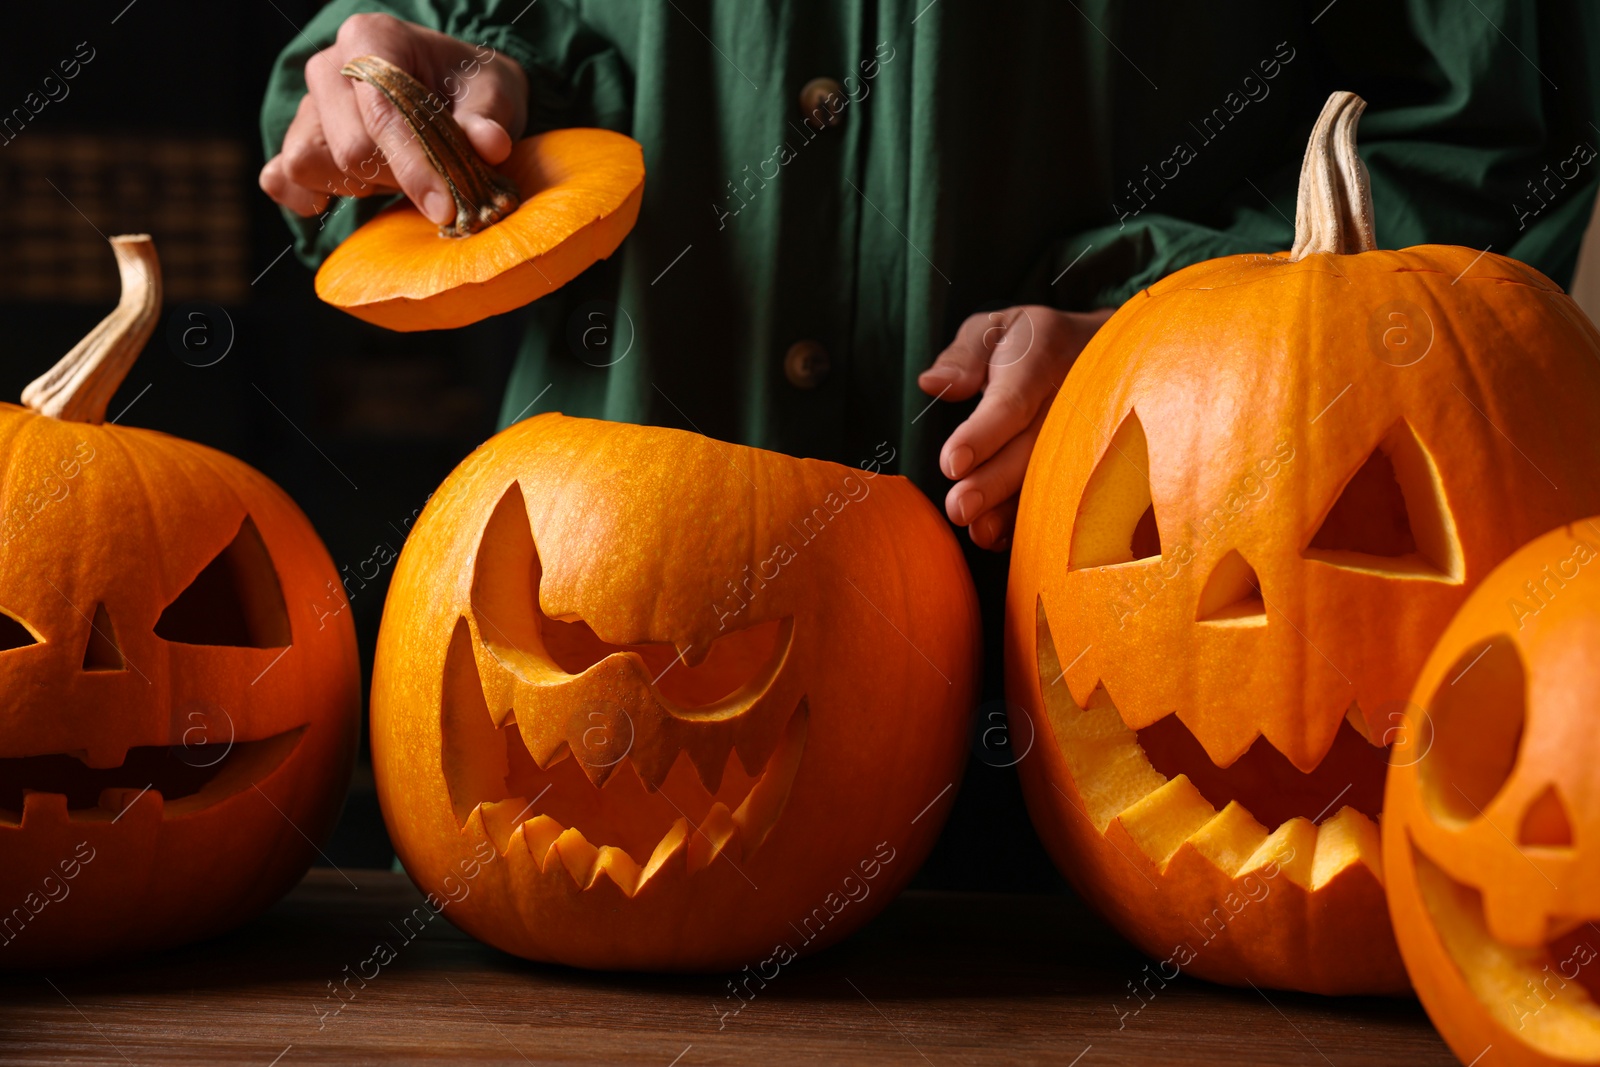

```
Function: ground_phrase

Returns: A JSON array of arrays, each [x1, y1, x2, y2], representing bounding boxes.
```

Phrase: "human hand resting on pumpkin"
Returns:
[[259, 12, 527, 225], [920, 305, 1116, 551]]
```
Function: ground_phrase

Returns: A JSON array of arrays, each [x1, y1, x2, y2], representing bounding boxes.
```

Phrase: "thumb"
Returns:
[[350, 79, 455, 226]]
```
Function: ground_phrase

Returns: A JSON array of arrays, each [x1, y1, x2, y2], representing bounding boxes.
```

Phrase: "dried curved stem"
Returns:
[[1289, 91, 1376, 260], [22, 234, 161, 424], [341, 54, 521, 237]]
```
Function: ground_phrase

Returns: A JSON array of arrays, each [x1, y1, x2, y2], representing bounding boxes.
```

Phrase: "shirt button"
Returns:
[[798, 78, 845, 127], [784, 340, 830, 389]]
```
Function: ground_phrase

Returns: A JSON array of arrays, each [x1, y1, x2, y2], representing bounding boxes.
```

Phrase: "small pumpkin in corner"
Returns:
[[0, 235, 359, 966], [1385, 519, 1600, 1067]]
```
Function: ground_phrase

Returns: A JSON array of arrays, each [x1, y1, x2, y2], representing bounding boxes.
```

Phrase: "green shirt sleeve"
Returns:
[[258, 0, 629, 267], [1044, 0, 1600, 310]]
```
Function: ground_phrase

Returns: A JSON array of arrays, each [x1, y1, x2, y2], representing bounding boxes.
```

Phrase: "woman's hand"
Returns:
[[259, 12, 528, 224], [919, 305, 1115, 551]]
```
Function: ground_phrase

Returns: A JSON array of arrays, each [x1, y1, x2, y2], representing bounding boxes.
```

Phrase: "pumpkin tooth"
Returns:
[[518, 814, 565, 869], [533, 739, 573, 771], [477, 796, 543, 854], [590, 845, 643, 894], [76, 745, 129, 770], [551, 826, 601, 886], [1239, 818, 1318, 889], [1310, 805, 1382, 890], [629, 740, 681, 793], [20, 790, 71, 826], [687, 802, 740, 873], [1343, 700, 1378, 746], [732, 704, 808, 855], [686, 741, 732, 795], [1184, 800, 1270, 877], [637, 817, 691, 889], [1114, 774, 1217, 868]]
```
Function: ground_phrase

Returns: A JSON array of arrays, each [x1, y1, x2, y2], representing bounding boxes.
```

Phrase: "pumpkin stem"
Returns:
[[22, 234, 161, 424], [1289, 91, 1376, 260], [341, 54, 521, 238]]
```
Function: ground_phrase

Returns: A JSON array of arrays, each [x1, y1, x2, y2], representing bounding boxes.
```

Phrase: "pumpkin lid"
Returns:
[[313, 55, 645, 333]]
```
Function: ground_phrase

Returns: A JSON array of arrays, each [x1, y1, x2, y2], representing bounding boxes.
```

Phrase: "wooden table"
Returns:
[[0, 869, 1454, 1065]]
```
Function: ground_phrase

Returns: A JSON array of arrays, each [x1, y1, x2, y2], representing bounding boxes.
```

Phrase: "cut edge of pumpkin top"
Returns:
[[313, 55, 645, 333]]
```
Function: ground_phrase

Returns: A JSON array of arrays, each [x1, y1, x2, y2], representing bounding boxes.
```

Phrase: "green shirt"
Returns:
[[263, 0, 1600, 499]]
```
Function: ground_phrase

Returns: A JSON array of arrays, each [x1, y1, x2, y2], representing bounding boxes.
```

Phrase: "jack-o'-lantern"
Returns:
[[1006, 93, 1600, 993], [372, 414, 978, 970], [1386, 520, 1600, 1065], [0, 235, 359, 967]]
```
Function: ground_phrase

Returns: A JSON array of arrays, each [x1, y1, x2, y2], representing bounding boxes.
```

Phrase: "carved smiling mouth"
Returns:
[[1412, 843, 1600, 1057], [0, 728, 306, 825], [1037, 599, 1388, 887]]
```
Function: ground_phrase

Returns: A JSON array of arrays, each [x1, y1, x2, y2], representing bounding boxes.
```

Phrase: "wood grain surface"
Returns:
[[0, 869, 1453, 1066]]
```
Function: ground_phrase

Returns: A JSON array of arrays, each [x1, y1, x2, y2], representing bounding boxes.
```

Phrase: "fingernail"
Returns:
[[945, 445, 974, 480], [422, 190, 454, 224], [955, 489, 982, 525]]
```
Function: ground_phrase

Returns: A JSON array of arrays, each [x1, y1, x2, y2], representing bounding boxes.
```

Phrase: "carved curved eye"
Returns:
[[155, 516, 291, 648], [0, 607, 40, 653], [1303, 419, 1462, 581], [1420, 634, 1524, 826], [1070, 410, 1161, 569]]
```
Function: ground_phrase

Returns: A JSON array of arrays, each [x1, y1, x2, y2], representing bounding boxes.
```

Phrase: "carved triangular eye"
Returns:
[[1519, 785, 1574, 848], [82, 602, 123, 671], [1070, 411, 1161, 569], [0, 608, 39, 653], [155, 516, 291, 648], [1196, 550, 1266, 625], [1304, 419, 1461, 581]]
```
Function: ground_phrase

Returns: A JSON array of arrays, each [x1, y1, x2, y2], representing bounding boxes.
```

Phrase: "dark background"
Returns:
[[0, 0, 1065, 891]]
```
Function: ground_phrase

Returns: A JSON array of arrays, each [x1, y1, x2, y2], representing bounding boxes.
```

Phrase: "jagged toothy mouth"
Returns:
[[1412, 840, 1600, 1057], [1037, 599, 1388, 890], [0, 728, 307, 825], [467, 702, 807, 896], [443, 609, 807, 897]]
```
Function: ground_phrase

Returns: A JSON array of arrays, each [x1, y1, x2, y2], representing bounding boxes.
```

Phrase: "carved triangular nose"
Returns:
[[83, 601, 124, 671], [1196, 549, 1265, 624], [1519, 784, 1574, 847]]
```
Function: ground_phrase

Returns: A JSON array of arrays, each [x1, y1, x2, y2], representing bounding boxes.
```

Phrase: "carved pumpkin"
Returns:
[[314, 56, 644, 332], [0, 236, 360, 966], [372, 414, 978, 970], [1385, 519, 1600, 1065], [1006, 93, 1600, 994]]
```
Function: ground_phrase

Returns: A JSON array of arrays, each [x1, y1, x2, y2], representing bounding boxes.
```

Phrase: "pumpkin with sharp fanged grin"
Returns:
[[1386, 519, 1600, 1066], [372, 414, 979, 970], [0, 236, 359, 966], [1006, 93, 1600, 994]]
